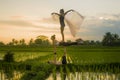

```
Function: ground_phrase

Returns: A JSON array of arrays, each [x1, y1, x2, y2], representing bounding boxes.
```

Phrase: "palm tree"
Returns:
[[12, 38, 15, 45], [19, 40, 22, 45], [21, 39, 26, 45], [14, 40, 18, 45], [29, 38, 34, 46]]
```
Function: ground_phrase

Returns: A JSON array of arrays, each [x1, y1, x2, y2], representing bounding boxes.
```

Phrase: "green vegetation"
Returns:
[[102, 32, 120, 46], [3, 51, 15, 62], [0, 32, 120, 80], [0, 45, 120, 80], [0, 32, 120, 47]]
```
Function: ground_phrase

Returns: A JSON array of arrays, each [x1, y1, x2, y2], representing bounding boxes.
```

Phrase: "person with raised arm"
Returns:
[[51, 9, 74, 42]]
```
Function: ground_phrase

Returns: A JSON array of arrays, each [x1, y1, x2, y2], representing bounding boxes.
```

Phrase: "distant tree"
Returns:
[[11, 39, 18, 46], [12, 38, 15, 45], [67, 40, 72, 43], [0, 41, 5, 46], [14, 40, 18, 45], [19, 40, 22, 45], [83, 40, 90, 45], [113, 34, 120, 46], [29, 38, 34, 46], [102, 32, 113, 46], [43, 39, 50, 46], [21, 39, 26, 46], [7, 42, 13, 46], [90, 40, 95, 45], [34, 35, 50, 46], [76, 38, 84, 45], [95, 40, 101, 45], [34, 38, 42, 46], [19, 39, 26, 46], [113, 34, 119, 42], [102, 32, 120, 46], [7, 39, 25, 46]]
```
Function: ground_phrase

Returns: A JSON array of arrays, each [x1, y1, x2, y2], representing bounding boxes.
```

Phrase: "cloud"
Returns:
[[98, 13, 120, 21], [0, 20, 35, 27], [0, 15, 62, 43], [0, 15, 60, 29], [78, 13, 120, 40], [0, 14, 120, 42], [39, 17, 59, 24], [10, 15, 26, 19]]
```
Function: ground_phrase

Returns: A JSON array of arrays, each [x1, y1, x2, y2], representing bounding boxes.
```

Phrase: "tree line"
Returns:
[[0, 32, 120, 47], [0, 35, 51, 47], [102, 32, 120, 46]]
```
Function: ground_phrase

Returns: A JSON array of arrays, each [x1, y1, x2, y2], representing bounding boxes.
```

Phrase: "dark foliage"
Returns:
[[102, 32, 120, 46], [3, 51, 14, 62]]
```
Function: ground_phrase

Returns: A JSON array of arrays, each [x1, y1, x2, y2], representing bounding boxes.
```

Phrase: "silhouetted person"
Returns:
[[62, 47, 67, 64], [51, 9, 74, 42], [62, 54, 67, 64]]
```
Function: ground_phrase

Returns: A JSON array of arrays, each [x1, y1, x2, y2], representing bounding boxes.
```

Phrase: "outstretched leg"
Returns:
[[60, 27, 64, 42]]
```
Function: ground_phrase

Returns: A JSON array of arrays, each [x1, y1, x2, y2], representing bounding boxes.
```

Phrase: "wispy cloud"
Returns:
[[0, 20, 35, 27], [0, 14, 120, 43], [0, 15, 61, 28], [78, 13, 120, 40]]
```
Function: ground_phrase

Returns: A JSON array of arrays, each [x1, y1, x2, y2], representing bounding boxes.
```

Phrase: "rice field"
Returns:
[[0, 45, 120, 80]]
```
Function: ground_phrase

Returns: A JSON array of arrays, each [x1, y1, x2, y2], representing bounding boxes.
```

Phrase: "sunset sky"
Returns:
[[0, 0, 120, 43]]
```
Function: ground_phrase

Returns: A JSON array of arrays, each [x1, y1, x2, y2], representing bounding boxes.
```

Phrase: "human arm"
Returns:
[[51, 12, 60, 16], [64, 9, 74, 15]]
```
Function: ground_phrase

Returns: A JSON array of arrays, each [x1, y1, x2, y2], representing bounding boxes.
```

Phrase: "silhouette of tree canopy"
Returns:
[[0, 41, 5, 46], [29, 38, 34, 46], [102, 32, 120, 46], [19, 39, 26, 46], [1, 33, 120, 47], [34, 35, 50, 46]]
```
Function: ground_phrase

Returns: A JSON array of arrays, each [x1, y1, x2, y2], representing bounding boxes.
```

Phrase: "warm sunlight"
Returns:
[[0, 0, 120, 43], [0, 1, 120, 80]]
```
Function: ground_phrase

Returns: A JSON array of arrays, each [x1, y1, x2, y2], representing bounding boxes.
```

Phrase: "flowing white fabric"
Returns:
[[52, 11, 84, 37], [65, 11, 84, 37]]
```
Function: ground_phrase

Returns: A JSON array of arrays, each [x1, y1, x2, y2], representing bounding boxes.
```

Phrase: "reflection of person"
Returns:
[[62, 53, 67, 64], [51, 35, 57, 64], [51, 9, 74, 42], [62, 47, 67, 64]]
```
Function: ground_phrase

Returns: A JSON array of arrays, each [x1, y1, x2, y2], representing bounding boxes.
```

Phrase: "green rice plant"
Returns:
[[71, 65, 76, 79], [52, 66, 57, 80], [65, 65, 70, 80], [60, 66, 64, 80]]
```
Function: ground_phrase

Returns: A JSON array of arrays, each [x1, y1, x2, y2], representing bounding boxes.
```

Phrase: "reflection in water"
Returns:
[[47, 72, 120, 80], [0, 71, 23, 80]]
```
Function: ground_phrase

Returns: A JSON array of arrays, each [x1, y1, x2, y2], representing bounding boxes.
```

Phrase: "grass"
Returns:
[[0, 45, 120, 63]]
